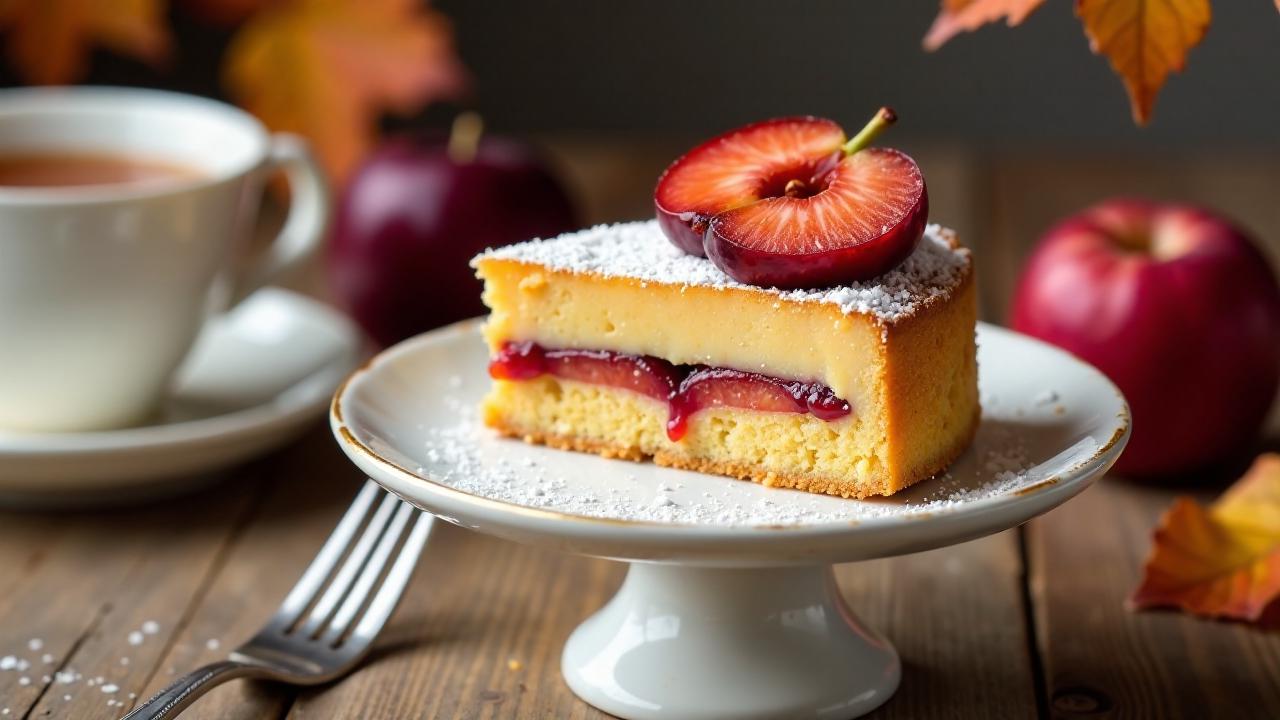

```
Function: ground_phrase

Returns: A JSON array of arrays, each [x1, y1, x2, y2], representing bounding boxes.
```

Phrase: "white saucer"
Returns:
[[332, 320, 1129, 720], [0, 289, 360, 505]]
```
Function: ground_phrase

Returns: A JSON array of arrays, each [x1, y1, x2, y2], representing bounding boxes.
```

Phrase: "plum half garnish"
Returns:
[[654, 108, 928, 288]]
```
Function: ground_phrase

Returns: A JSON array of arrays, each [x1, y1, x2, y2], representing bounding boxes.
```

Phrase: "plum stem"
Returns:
[[447, 111, 484, 163], [842, 107, 897, 156]]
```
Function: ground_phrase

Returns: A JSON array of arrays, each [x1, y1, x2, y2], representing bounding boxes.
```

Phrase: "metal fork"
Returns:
[[123, 480, 434, 719]]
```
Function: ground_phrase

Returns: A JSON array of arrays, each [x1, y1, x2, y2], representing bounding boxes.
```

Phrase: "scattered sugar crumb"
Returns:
[[413, 403, 1063, 526], [17, 676, 29, 686], [41, 654, 54, 664], [101, 683, 119, 694], [26, 639, 42, 652], [120, 657, 130, 666], [206, 638, 221, 651], [403, 352, 1112, 526], [476, 221, 970, 324], [141, 620, 160, 635], [0, 656, 15, 671], [127, 631, 144, 646], [1033, 389, 1059, 407]]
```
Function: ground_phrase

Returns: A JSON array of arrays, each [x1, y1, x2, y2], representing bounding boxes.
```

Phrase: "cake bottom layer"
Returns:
[[482, 376, 977, 499]]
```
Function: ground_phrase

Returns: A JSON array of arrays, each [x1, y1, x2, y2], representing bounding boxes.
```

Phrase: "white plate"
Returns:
[[333, 321, 1128, 563], [0, 289, 360, 505], [332, 320, 1129, 720]]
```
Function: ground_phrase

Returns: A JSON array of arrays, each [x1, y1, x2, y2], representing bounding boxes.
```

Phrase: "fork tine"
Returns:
[[349, 511, 434, 644], [124, 485, 433, 720], [297, 490, 401, 637], [274, 480, 381, 625], [320, 500, 416, 645]]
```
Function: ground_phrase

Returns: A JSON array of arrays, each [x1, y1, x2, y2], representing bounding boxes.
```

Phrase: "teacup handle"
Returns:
[[231, 133, 329, 305]]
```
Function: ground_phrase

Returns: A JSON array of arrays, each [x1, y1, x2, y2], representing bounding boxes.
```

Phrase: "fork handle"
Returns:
[[122, 660, 262, 720]]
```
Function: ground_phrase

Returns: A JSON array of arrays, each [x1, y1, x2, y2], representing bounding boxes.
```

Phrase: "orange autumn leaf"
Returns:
[[223, 0, 466, 185], [1130, 454, 1280, 623], [0, 0, 171, 84], [1075, 0, 1211, 125], [923, 0, 1046, 51]]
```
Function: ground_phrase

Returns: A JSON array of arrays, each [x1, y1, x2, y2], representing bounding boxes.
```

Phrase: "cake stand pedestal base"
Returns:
[[562, 563, 900, 720]]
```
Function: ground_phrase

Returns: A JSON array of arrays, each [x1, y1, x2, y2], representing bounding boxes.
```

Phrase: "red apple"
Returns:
[[331, 115, 577, 346], [1012, 199, 1280, 478]]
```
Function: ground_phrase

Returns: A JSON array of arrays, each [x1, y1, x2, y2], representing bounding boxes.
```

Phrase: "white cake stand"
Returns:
[[331, 320, 1129, 720]]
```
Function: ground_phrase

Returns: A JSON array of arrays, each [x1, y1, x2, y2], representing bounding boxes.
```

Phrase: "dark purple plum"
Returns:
[[332, 126, 576, 347]]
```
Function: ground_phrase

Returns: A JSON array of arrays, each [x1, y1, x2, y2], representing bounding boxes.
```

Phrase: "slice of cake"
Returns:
[[473, 219, 977, 498]]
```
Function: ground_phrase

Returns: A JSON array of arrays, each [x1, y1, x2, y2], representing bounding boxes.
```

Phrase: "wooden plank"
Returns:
[[1029, 480, 1280, 719], [283, 527, 1031, 718], [0, 469, 260, 719], [286, 523, 623, 719], [127, 428, 364, 720], [842, 530, 1039, 719], [538, 135, 688, 226], [282, 530, 1033, 719]]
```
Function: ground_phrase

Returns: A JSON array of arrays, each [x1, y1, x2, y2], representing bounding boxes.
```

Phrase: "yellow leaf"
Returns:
[[0, 0, 171, 84], [1130, 454, 1280, 623], [923, 0, 1045, 51], [1075, 0, 1211, 125], [1214, 454, 1280, 536], [223, 0, 467, 185]]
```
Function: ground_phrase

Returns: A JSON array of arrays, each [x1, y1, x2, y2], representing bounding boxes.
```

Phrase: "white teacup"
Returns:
[[0, 87, 328, 432]]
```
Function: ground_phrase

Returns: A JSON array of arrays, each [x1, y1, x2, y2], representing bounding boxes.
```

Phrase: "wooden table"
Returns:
[[3, 428, 1279, 719], [4, 141, 1280, 718]]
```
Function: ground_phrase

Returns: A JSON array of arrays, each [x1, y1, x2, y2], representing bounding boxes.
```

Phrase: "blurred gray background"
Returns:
[[436, 0, 1280, 149]]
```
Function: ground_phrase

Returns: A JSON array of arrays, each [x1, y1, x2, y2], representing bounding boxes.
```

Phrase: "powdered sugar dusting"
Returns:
[[475, 220, 970, 323], [402, 392, 1080, 527]]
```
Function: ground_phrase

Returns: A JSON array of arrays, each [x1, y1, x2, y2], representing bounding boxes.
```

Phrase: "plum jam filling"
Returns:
[[489, 341, 851, 441]]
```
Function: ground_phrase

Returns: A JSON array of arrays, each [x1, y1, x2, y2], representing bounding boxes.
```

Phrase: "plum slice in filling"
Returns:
[[489, 341, 851, 441]]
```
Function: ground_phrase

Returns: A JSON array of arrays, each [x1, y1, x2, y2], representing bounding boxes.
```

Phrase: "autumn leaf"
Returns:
[[0, 0, 171, 84], [1130, 454, 1280, 623], [1075, 0, 1211, 125], [923, 0, 1046, 51], [223, 0, 467, 185]]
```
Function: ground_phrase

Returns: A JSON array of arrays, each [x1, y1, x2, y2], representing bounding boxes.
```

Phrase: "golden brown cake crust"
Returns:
[[485, 407, 979, 500]]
